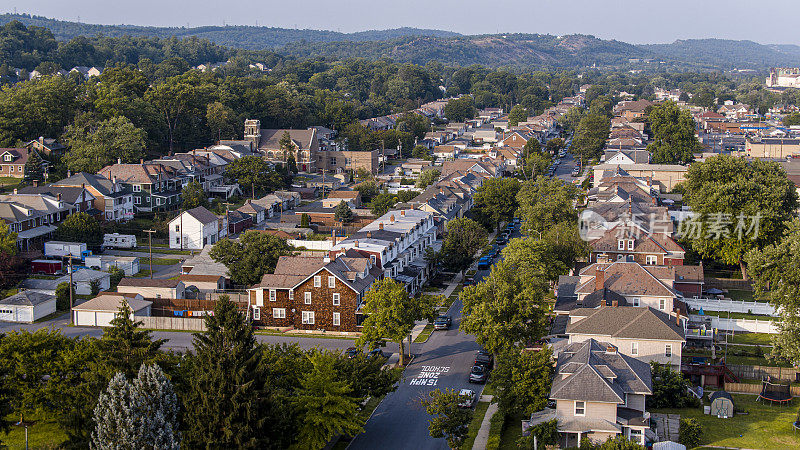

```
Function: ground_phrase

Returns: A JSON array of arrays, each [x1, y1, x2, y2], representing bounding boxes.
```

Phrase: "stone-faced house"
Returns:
[[244, 120, 319, 172]]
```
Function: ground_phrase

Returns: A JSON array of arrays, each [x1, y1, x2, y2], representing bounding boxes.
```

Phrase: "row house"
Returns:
[[97, 162, 183, 213], [441, 158, 504, 179], [248, 252, 378, 332], [19, 183, 95, 215], [588, 223, 685, 266], [52, 172, 134, 221], [602, 149, 650, 165], [0, 192, 76, 250], [25, 137, 66, 156], [579, 200, 674, 242], [329, 209, 437, 295]]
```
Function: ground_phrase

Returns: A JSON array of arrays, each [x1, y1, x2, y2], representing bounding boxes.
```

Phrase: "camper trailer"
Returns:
[[44, 241, 88, 260], [103, 233, 138, 249]]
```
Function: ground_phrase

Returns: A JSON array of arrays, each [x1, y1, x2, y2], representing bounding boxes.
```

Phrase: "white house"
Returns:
[[72, 293, 151, 327], [84, 255, 140, 276], [117, 278, 186, 299], [0, 291, 57, 323], [169, 206, 224, 250]]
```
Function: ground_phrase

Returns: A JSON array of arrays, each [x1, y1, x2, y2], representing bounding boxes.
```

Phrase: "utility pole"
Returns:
[[67, 255, 74, 325], [144, 230, 156, 279]]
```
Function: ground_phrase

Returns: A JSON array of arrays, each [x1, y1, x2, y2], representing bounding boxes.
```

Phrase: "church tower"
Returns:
[[244, 119, 261, 149]]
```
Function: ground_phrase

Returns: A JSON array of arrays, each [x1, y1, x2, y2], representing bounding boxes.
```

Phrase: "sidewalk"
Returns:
[[473, 395, 498, 450]]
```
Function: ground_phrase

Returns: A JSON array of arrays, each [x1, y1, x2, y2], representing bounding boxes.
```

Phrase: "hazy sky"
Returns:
[[6, 0, 800, 44]]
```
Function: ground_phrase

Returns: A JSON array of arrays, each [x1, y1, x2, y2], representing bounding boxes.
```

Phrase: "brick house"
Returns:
[[0, 148, 44, 179], [244, 120, 320, 172], [588, 224, 685, 266], [248, 252, 378, 332]]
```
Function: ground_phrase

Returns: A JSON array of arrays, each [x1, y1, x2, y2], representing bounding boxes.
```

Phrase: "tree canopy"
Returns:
[[209, 231, 295, 286], [55, 211, 102, 246], [647, 100, 700, 164], [471, 177, 521, 231], [439, 218, 488, 274], [63, 115, 146, 173]]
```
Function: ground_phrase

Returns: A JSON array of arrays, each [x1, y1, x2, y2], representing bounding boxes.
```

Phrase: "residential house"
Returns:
[[179, 274, 227, 292], [53, 172, 134, 221], [19, 183, 96, 215], [433, 145, 459, 160], [247, 253, 377, 332], [244, 120, 319, 172], [613, 99, 655, 121], [0, 148, 44, 179], [25, 137, 66, 156], [565, 306, 685, 369], [499, 130, 535, 149], [322, 190, 362, 208], [588, 223, 685, 266], [592, 164, 687, 193], [602, 149, 650, 165], [117, 278, 186, 299], [169, 206, 227, 250], [226, 210, 253, 235], [0, 192, 76, 250], [237, 200, 268, 225], [97, 162, 183, 212], [526, 339, 652, 447]]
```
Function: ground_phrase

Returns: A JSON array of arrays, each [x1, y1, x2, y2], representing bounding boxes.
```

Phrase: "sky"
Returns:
[[6, 0, 800, 45]]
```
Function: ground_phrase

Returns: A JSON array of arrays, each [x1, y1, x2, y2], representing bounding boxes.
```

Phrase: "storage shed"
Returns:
[[709, 390, 735, 418], [0, 291, 57, 323]]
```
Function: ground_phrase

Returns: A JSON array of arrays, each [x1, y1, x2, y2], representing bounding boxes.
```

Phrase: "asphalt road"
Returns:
[[349, 224, 520, 450]]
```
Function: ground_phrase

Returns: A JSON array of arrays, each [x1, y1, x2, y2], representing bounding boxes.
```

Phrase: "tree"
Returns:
[[421, 388, 473, 449], [682, 155, 798, 279], [492, 347, 553, 416], [396, 189, 419, 203], [517, 177, 579, 236], [90, 279, 101, 296], [0, 221, 23, 290], [55, 281, 73, 311], [300, 213, 311, 228], [181, 180, 208, 210], [279, 130, 294, 163], [334, 200, 354, 224], [439, 218, 488, 275], [206, 101, 238, 141], [63, 116, 146, 173], [784, 112, 800, 127], [108, 266, 125, 289], [357, 278, 435, 365], [679, 418, 702, 448], [183, 296, 270, 448], [545, 137, 565, 155], [507, 105, 528, 126], [225, 155, 285, 198], [443, 97, 476, 122], [416, 168, 441, 189], [649, 363, 699, 409], [23, 150, 44, 183], [460, 254, 551, 354], [370, 192, 397, 217], [0, 337, 12, 448], [96, 304, 167, 379], [472, 177, 521, 231], [517, 419, 559, 449], [333, 352, 401, 400], [293, 351, 364, 448], [55, 211, 102, 246], [523, 138, 541, 155], [647, 101, 700, 164], [210, 230, 295, 286], [144, 75, 210, 153], [92, 364, 180, 450], [412, 145, 431, 160], [521, 152, 552, 179], [571, 113, 610, 164], [354, 180, 379, 202]]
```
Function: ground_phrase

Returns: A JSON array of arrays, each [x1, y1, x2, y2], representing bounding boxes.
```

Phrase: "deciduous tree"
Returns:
[[55, 211, 102, 246], [421, 388, 473, 449], [439, 218, 488, 275], [181, 180, 208, 210], [507, 104, 528, 126], [370, 192, 397, 217], [416, 168, 441, 189], [472, 177, 520, 231], [334, 200, 354, 224], [210, 231, 295, 286], [516, 177, 579, 236], [491, 347, 553, 416], [63, 115, 146, 173], [647, 100, 700, 164]]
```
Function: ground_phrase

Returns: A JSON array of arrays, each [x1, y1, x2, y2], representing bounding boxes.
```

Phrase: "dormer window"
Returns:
[[627, 239, 634, 251], [617, 240, 625, 251], [3, 154, 11, 162]]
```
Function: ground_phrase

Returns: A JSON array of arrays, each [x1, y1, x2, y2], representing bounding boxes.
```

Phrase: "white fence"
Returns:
[[690, 314, 779, 334], [137, 316, 207, 331], [685, 297, 777, 316], [287, 239, 333, 251]]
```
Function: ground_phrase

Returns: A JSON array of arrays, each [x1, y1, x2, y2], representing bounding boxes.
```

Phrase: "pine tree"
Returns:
[[0, 335, 13, 448], [96, 304, 166, 379], [91, 365, 180, 450], [183, 295, 269, 448], [24, 150, 44, 183], [293, 351, 364, 449]]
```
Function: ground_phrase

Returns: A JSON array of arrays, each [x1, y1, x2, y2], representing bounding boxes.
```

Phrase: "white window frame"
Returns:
[[272, 308, 286, 319], [302, 311, 315, 324], [617, 240, 625, 251], [665, 344, 672, 358], [659, 298, 667, 310], [288, 289, 294, 300], [304, 292, 312, 305], [133, 185, 142, 192], [574, 401, 585, 416], [332, 293, 340, 306], [333, 312, 340, 326], [631, 297, 640, 307], [631, 342, 639, 356], [627, 239, 634, 251], [646, 255, 657, 265], [314, 275, 321, 287], [252, 306, 261, 321], [328, 276, 335, 288], [269, 289, 276, 302]]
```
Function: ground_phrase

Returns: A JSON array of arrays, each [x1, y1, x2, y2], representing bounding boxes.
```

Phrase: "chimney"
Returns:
[[39, 136, 44, 144], [12, 188, 17, 194], [57, 193, 61, 201], [611, 298, 618, 307], [367, 231, 372, 238], [140, 159, 144, 164], [117, 158, 121, 165], [595, 265, 605, 291], [606, 344, 617, 354], [401, 210, 406, 216], [354, 240, 359, 248], [390, 214, 395, 223], [67, 170, 71, 178], [676, 312, 682, 326], [113, 175, 117, 184], [32, 180, 37, 187], [379, 222, 384, 230]]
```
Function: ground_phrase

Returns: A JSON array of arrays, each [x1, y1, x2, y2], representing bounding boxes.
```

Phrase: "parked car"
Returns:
[[477, 257, 492, 270], [463, 276, 475, 285], [458, 389, 477, 408], [495, 236, 506, 245], [345, 347, 360, 359], [469, 364, 489, 384], [434, 315, 452, 330], [475, 350, 494, 369], [367, 348, 387, 359], [492, 246, 501, 257]]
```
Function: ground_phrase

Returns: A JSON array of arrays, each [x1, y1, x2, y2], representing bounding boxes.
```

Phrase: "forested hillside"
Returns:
[[641, 39, 800, 70]]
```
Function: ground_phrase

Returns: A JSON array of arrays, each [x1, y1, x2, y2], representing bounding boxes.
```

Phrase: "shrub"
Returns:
[[55, 282, 73, 311], [679, 417, 702, 448]]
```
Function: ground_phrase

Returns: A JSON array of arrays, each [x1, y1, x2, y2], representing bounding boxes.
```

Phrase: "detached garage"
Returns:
[[72, 293, 151, 327], [0, 291, 57, 323]]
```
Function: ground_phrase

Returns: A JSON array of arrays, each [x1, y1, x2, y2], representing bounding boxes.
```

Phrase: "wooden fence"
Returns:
[[726, 382, 800, 397], [149, 296, 249, 317], [705, 277, 753, 290], [729, 365, 800, 382]]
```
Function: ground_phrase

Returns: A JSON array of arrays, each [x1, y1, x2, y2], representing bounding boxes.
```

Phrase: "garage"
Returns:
[[72, 293, 151, 327], [0, 291, 57, 323]]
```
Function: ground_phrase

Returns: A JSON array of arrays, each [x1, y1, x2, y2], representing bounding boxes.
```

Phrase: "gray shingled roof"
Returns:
[[566, 306, 684, 341], [184, 206, 219, 225], [0, 291, 55, 306]]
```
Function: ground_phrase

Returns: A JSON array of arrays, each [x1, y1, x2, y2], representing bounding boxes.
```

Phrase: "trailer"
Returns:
[[103, 233, 138, 249], [30, 259, 63, 275], [44, 241, 88, 260]]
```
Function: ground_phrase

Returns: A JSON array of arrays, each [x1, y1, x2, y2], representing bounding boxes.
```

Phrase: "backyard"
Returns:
[[651, 394, 800, 449]]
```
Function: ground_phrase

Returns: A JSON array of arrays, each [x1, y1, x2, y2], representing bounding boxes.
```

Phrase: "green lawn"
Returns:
[[132, 270, 153, 278], [3, 413, 67, 449], [693, 310, 776, 321], [727, 289, 761, 303], [414, 324, 434, 343], [651, 394, 800, 449], [140, 257, 181, 266], [728, 332, 774, 346], [461, 401, 491, 450]]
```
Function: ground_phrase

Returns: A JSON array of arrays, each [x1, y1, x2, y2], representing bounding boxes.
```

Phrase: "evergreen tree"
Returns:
[[96, 304, 166, 379], [183, 296, 270, 448], [333, 200, 354, 224], [0, 340, 11, 448], [293, 351, 364, 449], [91, 364, 180, 450], [23, 150, 44, 183]]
